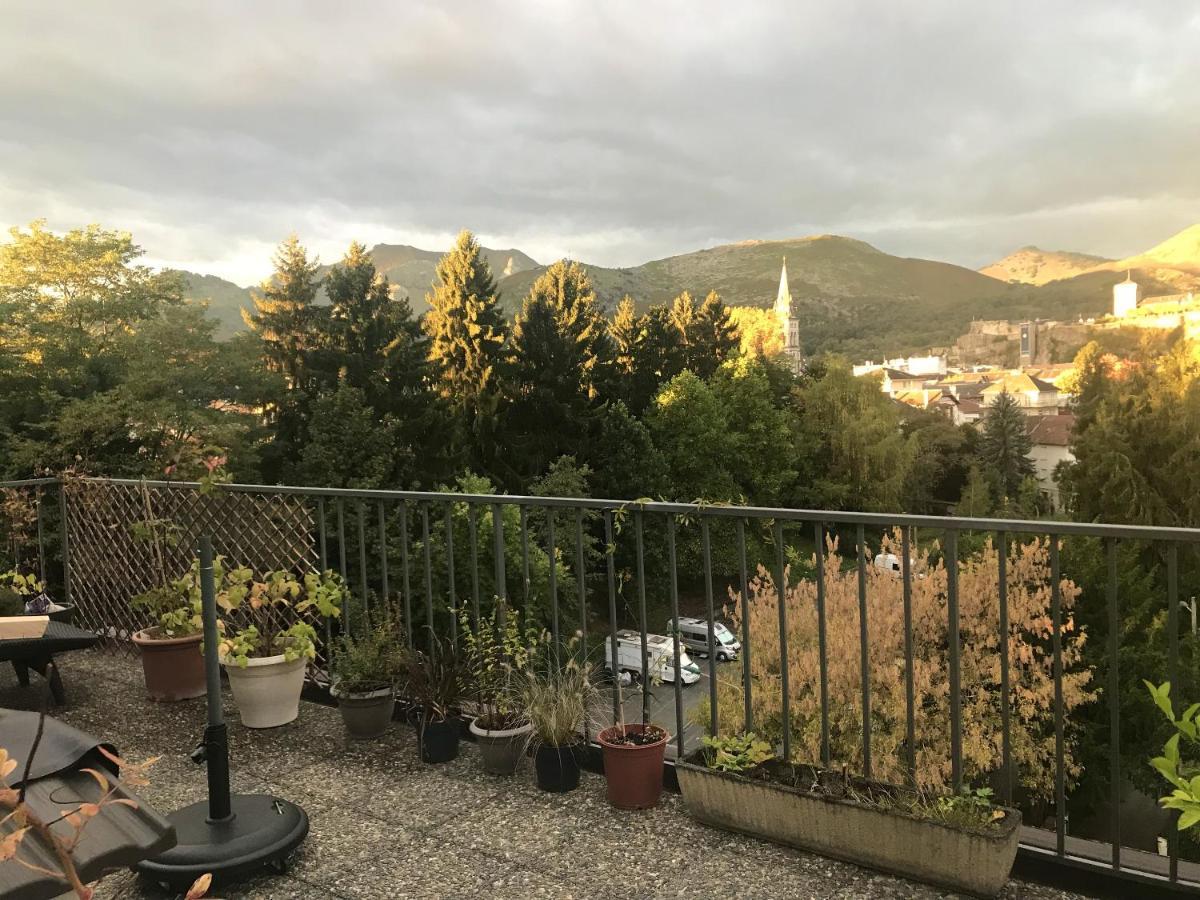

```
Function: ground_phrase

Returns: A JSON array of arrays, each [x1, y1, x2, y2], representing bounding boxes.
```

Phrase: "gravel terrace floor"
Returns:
[[0, 649, 1095, 900]]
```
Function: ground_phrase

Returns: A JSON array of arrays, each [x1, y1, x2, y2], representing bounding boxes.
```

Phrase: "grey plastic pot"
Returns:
[[330, 683, 395, 740], [469, 717, 532, 775]]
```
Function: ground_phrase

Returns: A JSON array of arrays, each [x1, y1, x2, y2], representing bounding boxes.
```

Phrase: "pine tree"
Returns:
[[691, 291, 739, 378], [504, 260, 612, 482], [423, 230, 507, 470], [977, 390, 1035, 500], [242, 235, 322, 391]]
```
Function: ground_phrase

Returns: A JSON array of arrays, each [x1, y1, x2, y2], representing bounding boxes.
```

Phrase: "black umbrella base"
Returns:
[[137, 794, 308, 891]]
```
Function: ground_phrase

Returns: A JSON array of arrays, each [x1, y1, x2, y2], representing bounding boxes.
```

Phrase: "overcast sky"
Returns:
[[1, 1, 1197, 286]]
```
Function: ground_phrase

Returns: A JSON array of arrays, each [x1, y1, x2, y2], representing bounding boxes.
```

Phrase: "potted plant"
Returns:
[[329, 611, 406, 740], [403, 634, 465, 764], [675, 733, 1020, 897], [597, 660, 669, 809], [520, 645, 594, 793], [216, 565, 345, 729], [129, 562, 207, 702], [0, 569, 74, 623], [460, 607, 545, 775]]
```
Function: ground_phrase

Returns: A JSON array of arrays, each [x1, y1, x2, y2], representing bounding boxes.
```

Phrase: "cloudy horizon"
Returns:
[[1, 1, 1197, 286]]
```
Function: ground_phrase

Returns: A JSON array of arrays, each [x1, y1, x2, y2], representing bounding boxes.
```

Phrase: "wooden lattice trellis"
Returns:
[[62, 479, 323, 664]]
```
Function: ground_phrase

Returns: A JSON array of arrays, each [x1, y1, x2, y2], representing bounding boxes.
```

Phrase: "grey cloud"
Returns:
[[0, 1, 1196, 283]]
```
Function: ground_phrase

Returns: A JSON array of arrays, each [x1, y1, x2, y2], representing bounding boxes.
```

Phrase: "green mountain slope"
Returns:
[[175, 271, 254, 338]]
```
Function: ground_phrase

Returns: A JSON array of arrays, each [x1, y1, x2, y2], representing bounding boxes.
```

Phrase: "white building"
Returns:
[[774, 259, 803, 374], [1113, 271, 1139, 318], [854, 355, 947, 378], [1027, 414, 1075, 510]]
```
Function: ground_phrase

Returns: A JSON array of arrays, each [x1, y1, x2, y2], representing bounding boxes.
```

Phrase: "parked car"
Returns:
[[666, 617, 741, 661], [604, 629, 701, 684]]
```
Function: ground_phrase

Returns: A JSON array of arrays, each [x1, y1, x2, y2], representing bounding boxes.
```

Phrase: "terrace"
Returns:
[[2, 475, 1198, 898]]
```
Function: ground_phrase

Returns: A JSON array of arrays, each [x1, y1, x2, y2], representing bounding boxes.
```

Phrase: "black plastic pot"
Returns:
[[418, 717, 460, 764], [534, 742, 581, 793]]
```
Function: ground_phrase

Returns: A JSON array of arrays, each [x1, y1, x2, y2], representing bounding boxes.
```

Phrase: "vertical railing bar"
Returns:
[[520, 505, 530, 618], [947, 529, 961, 792], [57, 483, 72, 608], [357, 501, 369, 624], [775, 520, 791, 762], [738, 518, 752, 734], [667, 515, 685, 758], [856, 523, 871, 779], [1106, 538, 1120, 870], [377, 502, 389, 620], [445, 503, 457, 649], [336, 499, 348, 634], [575, 509, 587, 665], [422, 503, 434, 647], [815, 522, 829, 768], [605, 511, 620, 724], [492, 503, 506, 628], [1168, 542, 1180, 881], [998, 531, 1012, 806], [702, 517, 719, 739], [548, 510, 559, 649], [399, 502, 412, 649], [1051, 534, 1065, 857], [36, 488, 47, 584], [634, 511, 649, 728], [318, 497, 330, 673], [901, 526, 916, 786], [468, 503, 481, 629]]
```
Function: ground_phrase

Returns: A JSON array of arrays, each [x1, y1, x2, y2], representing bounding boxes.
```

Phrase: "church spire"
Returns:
[[775, 256, 792, 315]]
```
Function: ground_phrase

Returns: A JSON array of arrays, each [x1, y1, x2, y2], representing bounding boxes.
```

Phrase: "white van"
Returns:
[[666, 617, 741, 661], [604, 629, 701, 684]]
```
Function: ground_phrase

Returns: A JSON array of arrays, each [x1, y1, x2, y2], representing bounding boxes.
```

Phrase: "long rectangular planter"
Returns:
[[676, 760, 1021, 898]]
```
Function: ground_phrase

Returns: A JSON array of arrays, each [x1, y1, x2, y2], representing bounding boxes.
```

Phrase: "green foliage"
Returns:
[[518, 638, 595, 747], [1146, 681, 1200, 831], [701, 732, 773, 772], [241, 234, 322, 392], [403, 634, 465, 722], [458, 607, 547, 727], [977, 391, 1035, 500], [332, 613, 407, 694]]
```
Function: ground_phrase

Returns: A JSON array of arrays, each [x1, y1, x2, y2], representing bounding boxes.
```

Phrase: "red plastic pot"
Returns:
[[132, 628, 206, 701], [598, 723, 668, 809]]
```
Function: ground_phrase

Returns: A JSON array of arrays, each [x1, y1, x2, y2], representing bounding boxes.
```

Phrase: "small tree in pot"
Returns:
[[404, 634, 465, 764], [129, 561, 207, 701], [330, 610, 406, 740], [216, 566, 345, 729], [460, 606, 546, 775], [520, 639, 594, 793]]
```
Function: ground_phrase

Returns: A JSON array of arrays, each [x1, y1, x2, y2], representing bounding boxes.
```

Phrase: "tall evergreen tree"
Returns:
[[688, 291, 739, 378], [977, 391, 1035, 500], [503, 260, 612, 483], [242, 235, 322, 392], [423, 230, 507, 472]]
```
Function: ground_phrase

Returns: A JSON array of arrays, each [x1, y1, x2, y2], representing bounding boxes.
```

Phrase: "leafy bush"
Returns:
[[333, 613, 407, 695], [702, 732, 773, 772], [459, 606, 546, 728], [1146, 680, 1200, 831]]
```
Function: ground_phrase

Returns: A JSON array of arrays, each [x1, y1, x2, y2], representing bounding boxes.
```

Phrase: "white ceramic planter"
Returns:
[[222, 653, 307, 728], [469, 717, 533, 775]]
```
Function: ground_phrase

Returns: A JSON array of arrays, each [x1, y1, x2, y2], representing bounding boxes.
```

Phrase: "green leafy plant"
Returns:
[[1146, 680, 1200, 830], [332, 612, 407, 695], [459, 605, 546, 729], [702, 732, 774, 772], [215, 564, 346, 667], [0, 570, 45, 598], [130, 559, 208, 638]]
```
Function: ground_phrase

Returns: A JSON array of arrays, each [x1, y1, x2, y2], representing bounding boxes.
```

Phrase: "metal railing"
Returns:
[[2, 474, 1199, 894]]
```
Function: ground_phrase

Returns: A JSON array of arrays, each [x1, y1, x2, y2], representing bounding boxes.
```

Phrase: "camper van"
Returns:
[[604, 629, 701, 684], [666, 617, 741, 661]]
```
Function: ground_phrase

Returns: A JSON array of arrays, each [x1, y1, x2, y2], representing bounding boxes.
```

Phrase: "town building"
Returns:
[[980, 372, 1065, 416], [1027, 413, 1075, 510]]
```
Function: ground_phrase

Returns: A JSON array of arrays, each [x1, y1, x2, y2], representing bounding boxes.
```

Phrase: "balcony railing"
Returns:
[[2, 474, 1198, 895]]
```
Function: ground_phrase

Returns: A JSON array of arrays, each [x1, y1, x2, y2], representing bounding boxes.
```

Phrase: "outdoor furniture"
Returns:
[[0, 620, 99, 704], [0, 709, 176, 900]]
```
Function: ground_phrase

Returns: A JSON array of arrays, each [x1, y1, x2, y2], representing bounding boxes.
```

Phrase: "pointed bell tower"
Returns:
[[774, 257, 803, 373]]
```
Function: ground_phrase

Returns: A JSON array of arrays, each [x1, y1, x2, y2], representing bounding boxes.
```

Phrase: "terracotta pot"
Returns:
[[469, 717, 532, 775], [131, 629, 206, 702], [598, 723, 668, 809], [222, 653, 307, 728], [331, 684, 395, 740]]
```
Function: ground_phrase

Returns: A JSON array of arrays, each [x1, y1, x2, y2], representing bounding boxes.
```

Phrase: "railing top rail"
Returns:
[[10, 475, 1194, 544], [0, 477, 60, 489]]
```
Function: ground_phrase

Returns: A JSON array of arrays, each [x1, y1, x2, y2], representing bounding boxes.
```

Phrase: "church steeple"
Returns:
[[774, 257, 792, 317], [773, 257, 803, 374]]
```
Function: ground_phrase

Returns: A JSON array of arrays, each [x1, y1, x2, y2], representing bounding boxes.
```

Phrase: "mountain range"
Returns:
[[180, 224, 1200, 357]]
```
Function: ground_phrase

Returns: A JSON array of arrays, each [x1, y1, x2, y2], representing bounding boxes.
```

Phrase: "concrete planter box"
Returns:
[[676, 761, 1020, 898]]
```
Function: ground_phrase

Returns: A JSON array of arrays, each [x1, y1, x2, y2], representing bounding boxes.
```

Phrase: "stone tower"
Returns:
[[774, 258, 803, 373]]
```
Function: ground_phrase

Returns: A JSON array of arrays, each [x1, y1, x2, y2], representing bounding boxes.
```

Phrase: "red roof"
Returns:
[[1027, 413, 1075, 446]]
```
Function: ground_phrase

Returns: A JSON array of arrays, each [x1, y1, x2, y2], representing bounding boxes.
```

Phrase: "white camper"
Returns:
[[604, 629, 701, 684]]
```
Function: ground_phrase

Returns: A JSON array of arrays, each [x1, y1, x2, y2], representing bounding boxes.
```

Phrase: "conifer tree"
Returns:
[[423, 230, 507, 471], [977, 390, 1035, 500], [242, 235, 322, 392]]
